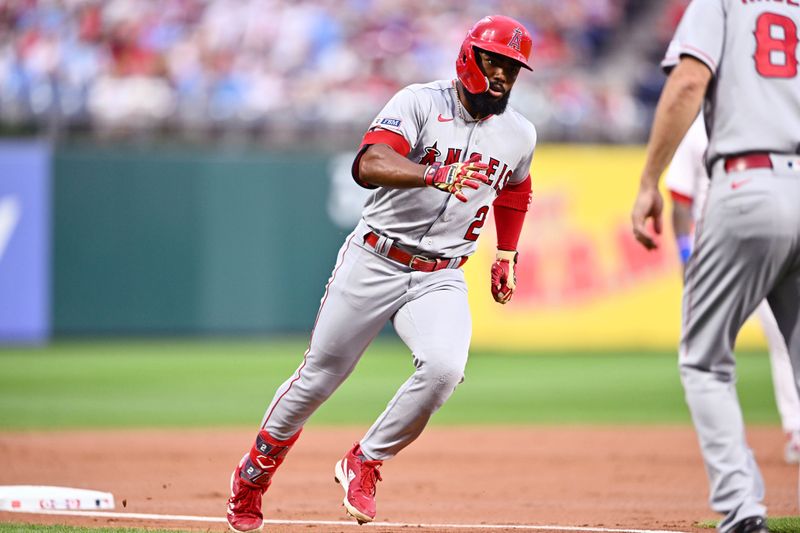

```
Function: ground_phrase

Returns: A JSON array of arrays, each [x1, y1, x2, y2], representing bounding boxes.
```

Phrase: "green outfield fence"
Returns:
[[52, 143, 347, 335]]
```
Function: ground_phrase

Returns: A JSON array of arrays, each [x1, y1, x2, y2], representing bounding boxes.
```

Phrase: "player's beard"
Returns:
[[464, 86, 511, 117]]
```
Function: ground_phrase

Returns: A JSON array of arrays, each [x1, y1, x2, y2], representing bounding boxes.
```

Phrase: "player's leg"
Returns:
[[228, 234, 405, 532], [679, 170, 792, 533], [334, 268, 471, 523], [763, 168, 800, 468], [260, 242, 404, 439], [755, 300, 800, 463], [766, 259, 800, 459], [361, 268, 471, 460]]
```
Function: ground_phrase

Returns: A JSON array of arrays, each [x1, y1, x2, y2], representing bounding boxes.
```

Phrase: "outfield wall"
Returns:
[[52, 144, 346, 334], [0, 141, 767, 348], [466, 145, 766, 350], [0, 141, 50, 343]]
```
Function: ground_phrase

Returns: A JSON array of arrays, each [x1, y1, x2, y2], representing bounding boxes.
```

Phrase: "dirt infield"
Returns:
[[0, 427, 796, 532]]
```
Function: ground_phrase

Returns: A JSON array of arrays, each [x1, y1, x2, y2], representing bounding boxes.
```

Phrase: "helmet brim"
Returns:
[[473, 44, 532, 71]]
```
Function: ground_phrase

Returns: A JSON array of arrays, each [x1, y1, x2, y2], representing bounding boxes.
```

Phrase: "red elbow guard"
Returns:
[[493, 175, 532, 211], [493, 175, 531, 251]]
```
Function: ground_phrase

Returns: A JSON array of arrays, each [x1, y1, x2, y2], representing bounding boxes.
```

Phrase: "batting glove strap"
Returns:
[[422, 155, 489, 203], [424, 162, 462, 191], [495, 250, 518, 264], [423, 161, 445, 187]]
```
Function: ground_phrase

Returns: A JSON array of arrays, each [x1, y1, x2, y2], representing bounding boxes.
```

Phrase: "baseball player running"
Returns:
[[226, 15, 536, 533], [631, 1, 800, 532], [667, 113, 800, 465]]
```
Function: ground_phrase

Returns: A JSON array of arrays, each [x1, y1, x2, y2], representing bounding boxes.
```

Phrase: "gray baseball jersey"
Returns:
[[663, 0, 800, 165], [257, 80, 536, 464], [361, 80, 535, 258], [662, 2, 800, 532]]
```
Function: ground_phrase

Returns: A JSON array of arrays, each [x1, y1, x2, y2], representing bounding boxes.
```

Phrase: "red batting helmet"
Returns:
[[456, 15, 533, 94]]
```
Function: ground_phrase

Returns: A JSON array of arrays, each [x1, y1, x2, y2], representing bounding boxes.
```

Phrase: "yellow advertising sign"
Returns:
[[466, 145, 765, 350]]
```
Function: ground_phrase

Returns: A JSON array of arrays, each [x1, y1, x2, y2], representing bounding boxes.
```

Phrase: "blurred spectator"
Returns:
[[0, 0, 655, 144]]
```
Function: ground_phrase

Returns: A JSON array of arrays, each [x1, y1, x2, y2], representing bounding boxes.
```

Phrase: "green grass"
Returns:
[[0, 338, 788, 532], [0, 338, 781, 430], [697, 516, 800, 532]]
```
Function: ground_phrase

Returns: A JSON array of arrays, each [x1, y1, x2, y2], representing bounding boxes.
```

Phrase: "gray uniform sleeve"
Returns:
[[368, 87, 427, 149], [509, 121, 537, 186], [511, 147, 534, 186], [661, 0, 725, 74]]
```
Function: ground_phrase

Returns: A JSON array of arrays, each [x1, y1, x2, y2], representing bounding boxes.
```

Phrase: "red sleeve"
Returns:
[[669, 189, 693, 206], [493, 175, 532, 251], [351, 129, 412, 189], [361, 129, 411, 156]]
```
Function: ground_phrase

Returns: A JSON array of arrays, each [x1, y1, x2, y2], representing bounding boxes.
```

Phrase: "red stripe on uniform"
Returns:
[[361, 129, 411, 156], [670, 190, 694, 205], [262, 232, 357, 429]]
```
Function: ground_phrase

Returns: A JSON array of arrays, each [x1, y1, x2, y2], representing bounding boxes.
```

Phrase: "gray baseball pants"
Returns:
[[680, 154, 800, 532], [259, 220, 471, 461]]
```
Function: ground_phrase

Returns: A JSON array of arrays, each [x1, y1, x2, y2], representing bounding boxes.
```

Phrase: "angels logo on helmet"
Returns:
[[507, 28, 523, 52]]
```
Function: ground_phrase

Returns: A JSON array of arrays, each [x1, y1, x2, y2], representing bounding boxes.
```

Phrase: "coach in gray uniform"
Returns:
[[631, 1, 800, 533]]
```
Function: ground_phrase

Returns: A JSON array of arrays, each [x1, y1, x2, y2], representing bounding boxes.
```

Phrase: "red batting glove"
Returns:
[[491, 250, 518, 304], [423, 154, 489, 202]]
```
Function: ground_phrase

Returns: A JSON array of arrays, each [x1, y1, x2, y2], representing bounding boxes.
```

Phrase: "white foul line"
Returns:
[[2, 509, 691, 533]]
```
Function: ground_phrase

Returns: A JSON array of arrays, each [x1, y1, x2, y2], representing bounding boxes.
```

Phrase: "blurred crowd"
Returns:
[[0, 0, 685, 144]]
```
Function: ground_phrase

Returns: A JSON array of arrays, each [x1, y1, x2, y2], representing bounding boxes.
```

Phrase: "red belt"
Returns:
[[364, 232, 467, 272], [724, 153, 773, 173]]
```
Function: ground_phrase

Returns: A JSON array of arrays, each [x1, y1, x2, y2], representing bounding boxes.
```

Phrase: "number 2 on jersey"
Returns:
[[753, 12, 798, 78], [463, 206, 489, 241]]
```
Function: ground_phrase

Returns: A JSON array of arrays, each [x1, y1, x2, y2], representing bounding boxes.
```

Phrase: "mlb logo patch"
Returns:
[[379, 118, 402, 127]]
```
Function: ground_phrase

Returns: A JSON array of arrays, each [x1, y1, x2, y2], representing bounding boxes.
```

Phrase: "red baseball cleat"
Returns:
[[334, 442, 383, 524], [226, 453, 267, 533], [226, 429, 301, 533]]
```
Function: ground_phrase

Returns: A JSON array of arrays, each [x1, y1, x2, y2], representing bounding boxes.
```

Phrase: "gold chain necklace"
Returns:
[[451, 79, 475, 123]]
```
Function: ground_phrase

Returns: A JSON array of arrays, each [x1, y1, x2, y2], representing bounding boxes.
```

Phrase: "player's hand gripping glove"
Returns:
[[491, 250, 518, 304], [423, 154, 489, 202]]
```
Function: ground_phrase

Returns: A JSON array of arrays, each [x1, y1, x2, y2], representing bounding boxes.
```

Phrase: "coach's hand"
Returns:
[[423, 154, 489, 202], [491, 250, 518, 304], [631, 183, 663, 250]]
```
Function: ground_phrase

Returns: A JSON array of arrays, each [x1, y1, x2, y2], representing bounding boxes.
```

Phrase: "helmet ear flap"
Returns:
[[456, 42, 489, 94], [456, 15, 532, 92]]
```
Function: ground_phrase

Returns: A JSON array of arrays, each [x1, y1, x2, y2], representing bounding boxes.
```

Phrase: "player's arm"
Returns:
[[353, 87, 488, 201], [355, 135, 489, 203], [631, 56, 711, 250], [357, 143, 428, 188], [490, 175, 531, 304]]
